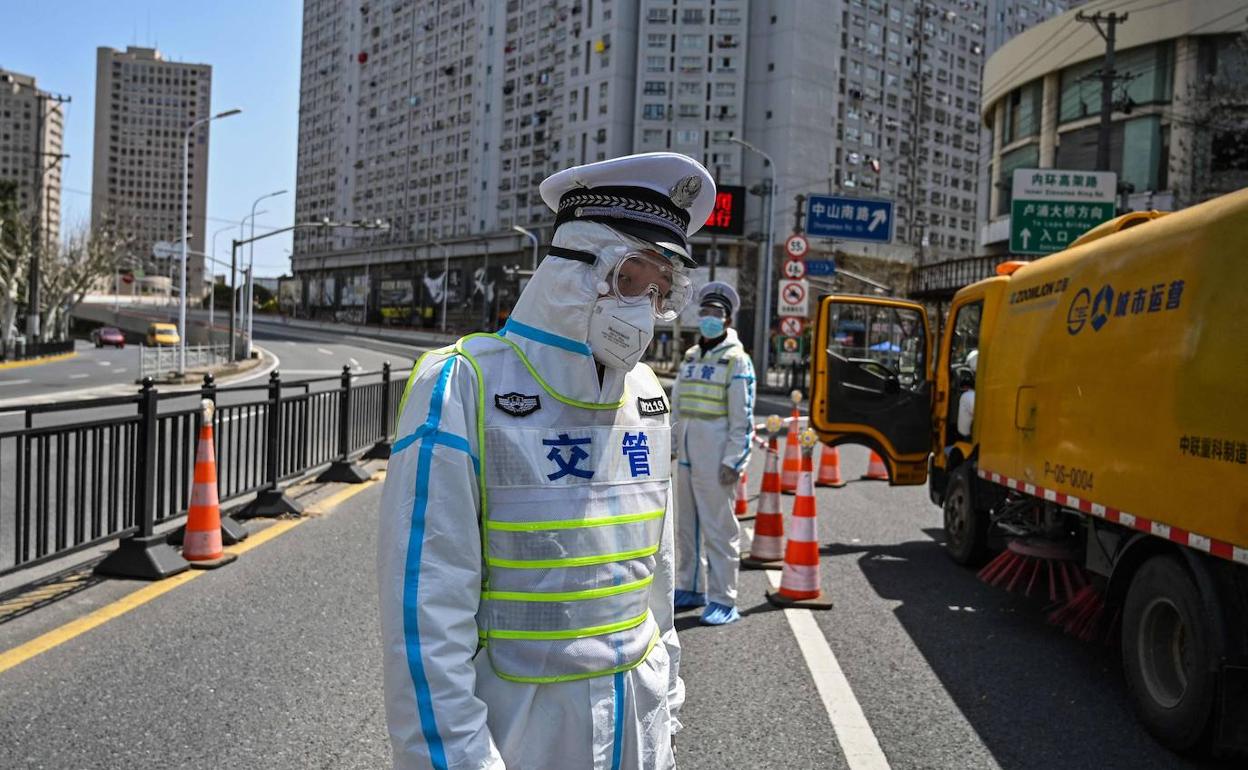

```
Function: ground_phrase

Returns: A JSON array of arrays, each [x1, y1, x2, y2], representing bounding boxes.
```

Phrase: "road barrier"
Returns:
[[139, 343, 230, 380], [0, 338, 74, 363], [0, 362, 409, 579]]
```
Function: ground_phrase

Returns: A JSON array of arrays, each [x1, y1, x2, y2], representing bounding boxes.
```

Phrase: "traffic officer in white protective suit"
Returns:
[[671, 282, 755, 625], [378, 152, 716, 770]]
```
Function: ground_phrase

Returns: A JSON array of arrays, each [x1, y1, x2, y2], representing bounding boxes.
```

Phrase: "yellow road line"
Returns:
[[0, 351, 77, 370], [0, 477, 381, 675]]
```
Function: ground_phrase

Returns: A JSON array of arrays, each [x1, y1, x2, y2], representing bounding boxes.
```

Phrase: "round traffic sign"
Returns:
[[781, 281, 807, 306], [783, 258, 807, 279], [780, 317, 805, 336], [782, 337, 800, 352], [121, 272, 134, 285], [785, 234, 809, 258]]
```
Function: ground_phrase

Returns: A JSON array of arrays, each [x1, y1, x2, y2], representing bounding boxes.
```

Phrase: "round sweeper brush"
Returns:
[[976, 537, 1087, 604]]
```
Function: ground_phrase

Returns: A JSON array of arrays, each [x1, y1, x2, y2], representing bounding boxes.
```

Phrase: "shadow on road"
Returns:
[[824, 527, 1235, 769]]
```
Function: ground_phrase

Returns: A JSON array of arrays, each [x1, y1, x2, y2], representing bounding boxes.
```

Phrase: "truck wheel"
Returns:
[[943, 464, 987, 566], [1122, 555, 1217, 753]]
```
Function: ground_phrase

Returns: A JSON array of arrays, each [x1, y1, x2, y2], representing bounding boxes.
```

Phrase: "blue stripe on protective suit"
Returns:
[[501, 318, 592, 356], [730, 374, 756, 471], [402, 358, 471, 770]]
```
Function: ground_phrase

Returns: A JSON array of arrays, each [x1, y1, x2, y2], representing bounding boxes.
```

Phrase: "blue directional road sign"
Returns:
[[805, 259, 837, 277], [806, 195, 895, 244]]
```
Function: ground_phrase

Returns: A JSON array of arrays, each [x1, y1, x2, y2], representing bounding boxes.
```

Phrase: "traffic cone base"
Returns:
[[766, 589, 834, 610], [861, 450, 889, 481], [186, 551, 238, 570], [740, 555, 784, 570], [815, 445, 846, 488]]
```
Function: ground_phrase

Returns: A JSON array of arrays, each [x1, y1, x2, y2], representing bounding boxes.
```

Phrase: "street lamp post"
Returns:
[[243, 190, 288, 359], [180, 107, 241, 375], [511, 225, 539, 271], [209, 224, 236, 331], [729, 137, 778, 379], [231, 209, 268, 361]]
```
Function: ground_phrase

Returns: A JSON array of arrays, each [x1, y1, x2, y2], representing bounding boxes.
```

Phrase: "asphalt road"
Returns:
[[0, 393, 1235, 769]]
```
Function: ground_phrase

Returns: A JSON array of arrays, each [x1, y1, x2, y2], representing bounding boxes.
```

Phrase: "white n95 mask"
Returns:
[[588, 296, 655, 370]]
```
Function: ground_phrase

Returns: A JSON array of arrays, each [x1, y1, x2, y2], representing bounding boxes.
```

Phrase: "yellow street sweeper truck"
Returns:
[[809, 187, 1248, 755]]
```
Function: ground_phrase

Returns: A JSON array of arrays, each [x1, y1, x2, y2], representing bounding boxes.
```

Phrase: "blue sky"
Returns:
[[3, 0, 302, 277]]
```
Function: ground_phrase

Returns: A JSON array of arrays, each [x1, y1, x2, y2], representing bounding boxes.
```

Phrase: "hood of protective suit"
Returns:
[[501, 220, 646, 404]]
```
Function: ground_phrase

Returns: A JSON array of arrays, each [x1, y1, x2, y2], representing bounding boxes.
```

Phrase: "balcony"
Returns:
[[908, 255, 1023, 301]]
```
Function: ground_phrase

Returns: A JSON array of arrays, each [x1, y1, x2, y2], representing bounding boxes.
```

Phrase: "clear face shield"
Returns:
[[601, 248, 693, 322]]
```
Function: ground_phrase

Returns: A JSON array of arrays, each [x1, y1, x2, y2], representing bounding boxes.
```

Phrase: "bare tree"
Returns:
[[0, 182, 35, 352], [35, 220, 135, 342]]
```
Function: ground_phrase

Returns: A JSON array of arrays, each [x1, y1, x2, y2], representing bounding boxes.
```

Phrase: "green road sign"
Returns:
[[1010, 168, 1116, 255]]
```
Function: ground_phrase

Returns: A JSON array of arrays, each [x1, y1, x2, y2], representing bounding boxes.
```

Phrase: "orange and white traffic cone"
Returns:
[[767, 431, 833, 609], [734, 471, 750, 518], [815, 444, 846, 488], [780, 407, 803, 494], [861, 449, 890, 481], [182, 400, 238, 569], [741, 437, 784, 570]]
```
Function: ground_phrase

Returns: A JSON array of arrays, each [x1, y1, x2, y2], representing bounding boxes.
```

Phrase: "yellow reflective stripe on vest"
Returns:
[[486, 508, 664, 532], [484, 609, 651, 640], [487, 626, 662, 684], [487, 543, 660, 570], [482, 574, 654, 603]]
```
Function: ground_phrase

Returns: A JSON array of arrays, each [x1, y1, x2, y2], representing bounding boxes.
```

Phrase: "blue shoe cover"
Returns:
[[699, 602, 740, 625], [673, 589, 707, 609]]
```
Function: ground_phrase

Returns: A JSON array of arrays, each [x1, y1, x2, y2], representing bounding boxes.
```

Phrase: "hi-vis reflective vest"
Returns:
[[401, 333, 672, 684], [674, 343, 751, 420]]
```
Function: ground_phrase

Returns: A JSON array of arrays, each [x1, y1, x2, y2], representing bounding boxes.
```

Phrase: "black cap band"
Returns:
[[555, 186, 691, 258]]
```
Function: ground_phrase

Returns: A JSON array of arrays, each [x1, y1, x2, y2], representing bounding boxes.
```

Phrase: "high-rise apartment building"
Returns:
[[90, 46, 213, 296], [294, 1, 1057, 326], [0, 68, 65, 249]]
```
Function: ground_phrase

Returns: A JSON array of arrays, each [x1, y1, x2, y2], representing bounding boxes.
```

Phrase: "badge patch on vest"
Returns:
[[495, 392, 541, 417], [637, 396, 669, 417]]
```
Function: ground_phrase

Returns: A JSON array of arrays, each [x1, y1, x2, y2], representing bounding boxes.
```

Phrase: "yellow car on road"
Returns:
[[145, 322, 180, 346]]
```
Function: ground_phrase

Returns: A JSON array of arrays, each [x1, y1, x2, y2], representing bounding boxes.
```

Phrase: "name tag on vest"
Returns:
[[637, 396, 669, 417]]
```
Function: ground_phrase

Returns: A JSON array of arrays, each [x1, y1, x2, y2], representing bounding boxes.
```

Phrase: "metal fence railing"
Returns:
[[139, 343, 230, 380], [0, 362, 408, 579], [0, 338, 75, 362]]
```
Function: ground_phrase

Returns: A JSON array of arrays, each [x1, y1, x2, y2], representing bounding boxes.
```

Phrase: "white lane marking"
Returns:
[[763, 562, 891, 769], [68, 373, 90, 379], [97, 361, 112, 366], [348, 357, 359, 368], [317, 347, 334, 356], [279, 369, 342, 376], [0, 379, 32, 387], [115, 369, 128, 374]]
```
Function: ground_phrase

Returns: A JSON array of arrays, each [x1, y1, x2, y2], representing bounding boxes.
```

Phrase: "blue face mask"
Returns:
[[698, 316, 725, 338]]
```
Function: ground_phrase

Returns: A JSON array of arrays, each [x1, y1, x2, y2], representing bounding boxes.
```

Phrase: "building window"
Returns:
[[682, 9, 705, 24], [1003, 80, 1041, 144], [996, 143, 1040, 216], [646, 56, 667, 73], [676, 129, 700, 145], [643, 80, 667, 95], [714, 82, 736, 98], [647, 33, 668, 49], [643, 103, 666, 120], [1059, 42, 1173, 123]]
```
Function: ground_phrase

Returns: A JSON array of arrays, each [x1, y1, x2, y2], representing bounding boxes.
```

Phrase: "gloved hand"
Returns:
[[718, 465, 738, 486]]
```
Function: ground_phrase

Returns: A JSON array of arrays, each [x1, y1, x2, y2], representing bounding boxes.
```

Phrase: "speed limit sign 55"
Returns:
[[785, 234, 809, 258]]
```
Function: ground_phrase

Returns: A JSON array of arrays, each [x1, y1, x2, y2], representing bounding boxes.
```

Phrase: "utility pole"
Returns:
[[1076, 10, 1129, 172], [709, 165, 721, 281], [26, 88, 70, 342]]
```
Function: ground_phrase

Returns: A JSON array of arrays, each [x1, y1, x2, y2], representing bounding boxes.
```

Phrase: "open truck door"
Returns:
[[810, 295, 933, 485]]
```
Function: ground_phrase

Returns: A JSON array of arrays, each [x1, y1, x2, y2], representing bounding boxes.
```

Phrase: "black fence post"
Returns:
[[242, 370, 306, 518], [366, 361, 393, 460], [318, 364, 370, 483], [95, 378, 191, 579]]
